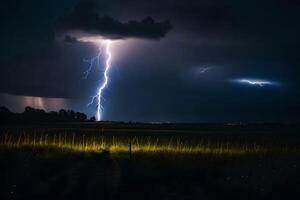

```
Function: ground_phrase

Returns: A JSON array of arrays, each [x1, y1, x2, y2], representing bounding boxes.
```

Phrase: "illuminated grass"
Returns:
[[0, 133, 298, 156]]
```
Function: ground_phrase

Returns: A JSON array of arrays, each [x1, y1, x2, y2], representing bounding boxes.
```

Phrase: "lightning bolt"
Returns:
[[235, 79, 274, 87], [85, 40, 112, 121], [83, 45, 102, 79]]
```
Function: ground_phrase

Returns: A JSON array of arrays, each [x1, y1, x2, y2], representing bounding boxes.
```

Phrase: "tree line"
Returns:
[[0, 106, 96, 124]]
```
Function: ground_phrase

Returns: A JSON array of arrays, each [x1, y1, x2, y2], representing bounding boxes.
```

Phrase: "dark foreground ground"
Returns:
[[1, 148, 299, 200], [1, 123, 300, 200]]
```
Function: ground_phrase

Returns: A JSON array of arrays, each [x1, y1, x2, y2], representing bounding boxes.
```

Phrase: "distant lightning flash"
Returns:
[[199, 66, 212, 74], [86, 40, 112, 121], [235, 79, 275, 87]]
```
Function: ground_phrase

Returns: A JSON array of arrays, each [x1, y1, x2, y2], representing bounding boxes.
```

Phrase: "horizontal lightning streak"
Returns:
[[235, 79, 274, 87]]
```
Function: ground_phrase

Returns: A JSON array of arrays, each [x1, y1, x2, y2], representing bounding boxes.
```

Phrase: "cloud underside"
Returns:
[[57, 1, 171, 40]]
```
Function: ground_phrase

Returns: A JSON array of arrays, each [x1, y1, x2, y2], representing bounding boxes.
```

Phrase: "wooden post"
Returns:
[[129, 137, 132, 160]]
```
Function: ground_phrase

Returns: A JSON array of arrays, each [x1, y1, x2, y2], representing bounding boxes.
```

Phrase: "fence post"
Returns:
[[129, 136, 132, 160]]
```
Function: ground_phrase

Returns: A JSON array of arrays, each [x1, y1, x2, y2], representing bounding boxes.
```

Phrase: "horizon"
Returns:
[[1, 104, 299, 124]]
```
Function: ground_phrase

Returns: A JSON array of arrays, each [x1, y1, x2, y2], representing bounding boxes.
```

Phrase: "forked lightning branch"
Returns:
[[85, 40, 112, 121]]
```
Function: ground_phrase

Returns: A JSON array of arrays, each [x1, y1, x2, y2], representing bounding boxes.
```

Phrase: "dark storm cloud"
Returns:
[[63, 35, 80, 43], [101, 0, 300, 44], [56, 0, 172, 40]]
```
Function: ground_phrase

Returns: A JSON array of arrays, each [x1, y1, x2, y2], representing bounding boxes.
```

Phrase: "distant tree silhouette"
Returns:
[[0, 106, 10, 113], [35, 109, 46, 114], [90, 116, 96, 122], [67, 110, 75, 120], [76, 112, 87, 121], [24, 106, 35, 113], [59, 109, 67, 118]]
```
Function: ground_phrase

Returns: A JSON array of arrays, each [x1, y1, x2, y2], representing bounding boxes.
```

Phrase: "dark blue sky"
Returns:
[[0, 0, 299, 122]]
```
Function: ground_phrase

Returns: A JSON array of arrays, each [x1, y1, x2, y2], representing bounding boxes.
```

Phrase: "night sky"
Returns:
[[0, 0, 299, 122]]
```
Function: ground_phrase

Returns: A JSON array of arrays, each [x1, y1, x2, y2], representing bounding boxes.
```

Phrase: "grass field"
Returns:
[[1, 123, 299, 156], [1, 123, 300, 200], [1, 132, 299, 156]]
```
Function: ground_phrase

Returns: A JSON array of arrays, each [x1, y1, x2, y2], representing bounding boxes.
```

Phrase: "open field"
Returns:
[[1, 123, 300, 200]]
